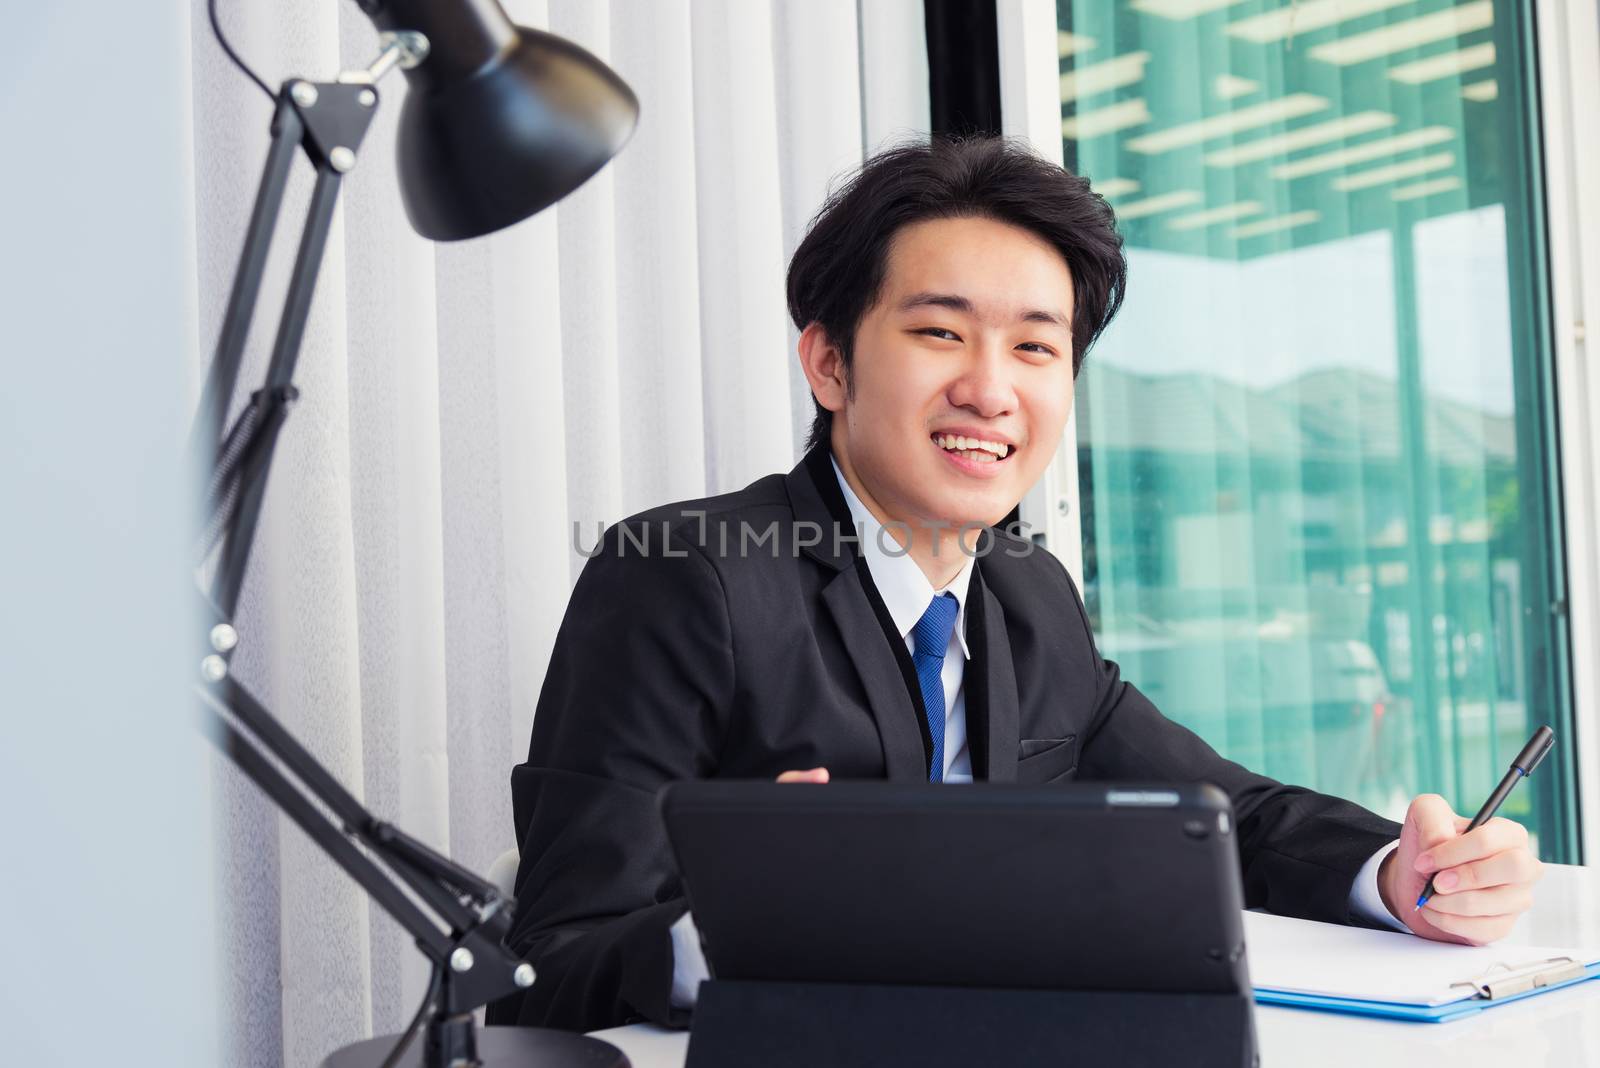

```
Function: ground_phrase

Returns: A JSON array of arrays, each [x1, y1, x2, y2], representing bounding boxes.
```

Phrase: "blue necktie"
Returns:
[[910, 593, 959, 783]]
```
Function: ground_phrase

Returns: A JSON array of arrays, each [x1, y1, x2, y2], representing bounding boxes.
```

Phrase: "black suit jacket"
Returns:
[[488, 445, 1401, 1032]]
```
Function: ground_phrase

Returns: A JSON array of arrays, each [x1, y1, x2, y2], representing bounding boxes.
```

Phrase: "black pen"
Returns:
[[1415, 725, 1556, 911]]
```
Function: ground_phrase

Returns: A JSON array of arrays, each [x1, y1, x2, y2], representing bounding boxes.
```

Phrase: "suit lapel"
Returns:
[[784, 444, 1020, 783], [971, 564, 1021, 783], [787, 446, 930, 781], [820, 568, 930, 781]]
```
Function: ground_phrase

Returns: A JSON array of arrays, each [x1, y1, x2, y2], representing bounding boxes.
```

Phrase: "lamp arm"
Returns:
[[210, 669, 495, 933], [198, 58, 403, 619], [209, 163, 344, 619], [200, 692, 455, 961], [199, 677, 532, 1014], [188, 98, 302, 461], [192, 68, 534, 1027]]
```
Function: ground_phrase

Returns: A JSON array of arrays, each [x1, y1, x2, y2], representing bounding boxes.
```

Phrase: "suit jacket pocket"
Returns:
[[1016, 735, 1078, 784]]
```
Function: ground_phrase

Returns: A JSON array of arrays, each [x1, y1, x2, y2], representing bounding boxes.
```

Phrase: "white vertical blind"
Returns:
[[186, 0, 931, 1061], [860, 0, 933, 152], [691, 0, 799, 491], [773, 0, 875, 449]]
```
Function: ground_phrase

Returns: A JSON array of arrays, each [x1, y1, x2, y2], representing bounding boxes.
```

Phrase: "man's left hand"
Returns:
[[1379, 793, 1542, 945]]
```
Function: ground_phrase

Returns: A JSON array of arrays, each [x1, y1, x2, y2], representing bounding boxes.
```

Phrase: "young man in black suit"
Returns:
[[490, 138, 1542, 1033]]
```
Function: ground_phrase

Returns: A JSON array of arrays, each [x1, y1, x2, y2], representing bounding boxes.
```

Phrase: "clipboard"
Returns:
[[1255, 957, 1600, 1022], [1244, 911, 1600, 1023]]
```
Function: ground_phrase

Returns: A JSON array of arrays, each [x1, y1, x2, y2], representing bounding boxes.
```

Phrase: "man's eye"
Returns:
[[1018, 342, 1058, 356], [917, 327, 960, 341]]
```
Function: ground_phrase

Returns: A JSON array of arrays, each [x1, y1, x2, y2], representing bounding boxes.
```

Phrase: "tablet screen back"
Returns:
[[660, 781, 1250, 994]]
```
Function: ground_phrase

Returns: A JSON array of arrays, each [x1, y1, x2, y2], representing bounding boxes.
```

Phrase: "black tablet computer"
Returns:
[[659, 781, 1251, 995]]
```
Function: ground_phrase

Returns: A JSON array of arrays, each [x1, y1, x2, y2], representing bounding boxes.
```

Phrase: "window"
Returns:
[[1057, 0, 1578, 858]]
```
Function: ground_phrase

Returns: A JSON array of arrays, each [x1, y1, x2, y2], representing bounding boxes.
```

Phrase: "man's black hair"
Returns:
[[786, 136, 1127, 451]]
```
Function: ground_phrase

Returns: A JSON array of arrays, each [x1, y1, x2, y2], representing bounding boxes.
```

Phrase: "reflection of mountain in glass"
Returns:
[[1077, 363, 1515, 465], [1076, 362, 1520, 601], [1087, 209, 1519, 422]]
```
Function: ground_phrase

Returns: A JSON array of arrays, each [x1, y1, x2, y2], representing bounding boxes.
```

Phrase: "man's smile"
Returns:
[[931, 428, 1017, 477]]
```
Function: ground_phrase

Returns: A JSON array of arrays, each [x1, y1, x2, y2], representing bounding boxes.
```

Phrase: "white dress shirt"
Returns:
[[667, 463, 1404, 1007]]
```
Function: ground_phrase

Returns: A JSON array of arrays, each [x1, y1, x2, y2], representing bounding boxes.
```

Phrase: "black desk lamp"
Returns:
[[192, 2, 637, 1065]]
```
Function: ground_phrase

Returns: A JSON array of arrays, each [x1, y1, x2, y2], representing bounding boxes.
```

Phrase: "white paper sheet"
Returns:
[[1243, 911, 1600, 1006]]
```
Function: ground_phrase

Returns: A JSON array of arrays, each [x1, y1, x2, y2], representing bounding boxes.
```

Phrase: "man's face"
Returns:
[[824, 215, 1078, 534]]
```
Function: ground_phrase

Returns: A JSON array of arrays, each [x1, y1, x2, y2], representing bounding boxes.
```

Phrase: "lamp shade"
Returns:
[[364, 0, 639, 241]]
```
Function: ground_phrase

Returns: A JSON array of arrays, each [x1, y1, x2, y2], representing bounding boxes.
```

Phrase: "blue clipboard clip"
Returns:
[[1450, 956, 1587, 1000]]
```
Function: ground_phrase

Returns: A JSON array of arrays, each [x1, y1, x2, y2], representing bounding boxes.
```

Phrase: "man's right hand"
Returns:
[[775, 767, 829, 783]]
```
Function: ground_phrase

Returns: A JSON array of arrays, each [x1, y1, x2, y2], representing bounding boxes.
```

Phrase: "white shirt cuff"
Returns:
[[1348, 840, 1410, 932], [669, 910, 710, 1008]]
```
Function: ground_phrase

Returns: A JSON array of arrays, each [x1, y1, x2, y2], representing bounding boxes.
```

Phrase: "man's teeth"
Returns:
[[934, 433, 1010, 460]]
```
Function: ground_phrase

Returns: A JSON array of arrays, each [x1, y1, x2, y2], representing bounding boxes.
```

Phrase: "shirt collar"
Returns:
[[831, 458, 973, 659]]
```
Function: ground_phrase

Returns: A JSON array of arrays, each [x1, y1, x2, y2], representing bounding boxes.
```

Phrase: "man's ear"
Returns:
[[797, 322, 848, 415]]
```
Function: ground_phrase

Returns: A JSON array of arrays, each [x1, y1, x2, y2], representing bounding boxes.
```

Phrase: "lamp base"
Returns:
[[321, 1025, 631, 1068]]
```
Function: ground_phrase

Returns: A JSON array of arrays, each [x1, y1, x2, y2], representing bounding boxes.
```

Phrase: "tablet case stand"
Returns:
[[685, 979, 1258, 1068]]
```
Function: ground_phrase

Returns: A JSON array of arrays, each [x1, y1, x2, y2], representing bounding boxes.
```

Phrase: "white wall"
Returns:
[[0, 6, 218, 1066]]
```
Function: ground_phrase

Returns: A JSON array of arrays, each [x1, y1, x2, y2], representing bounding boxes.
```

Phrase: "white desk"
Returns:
[[590, 864, 1600, 1068]]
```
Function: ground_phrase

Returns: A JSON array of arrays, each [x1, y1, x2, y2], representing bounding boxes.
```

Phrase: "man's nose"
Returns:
[[947, 343, 1018, 418]]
